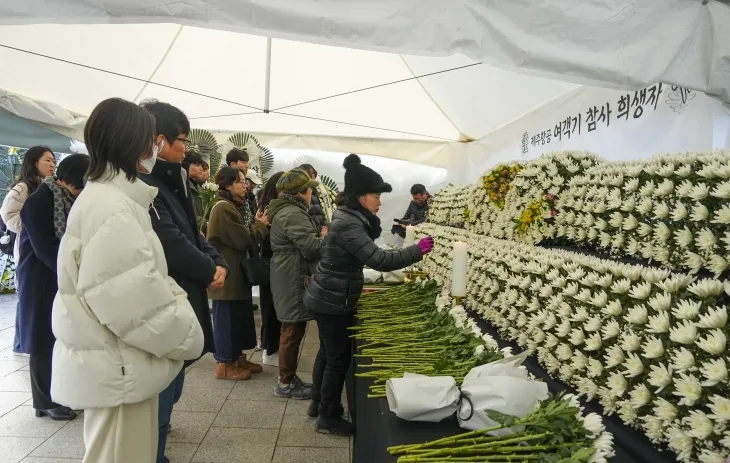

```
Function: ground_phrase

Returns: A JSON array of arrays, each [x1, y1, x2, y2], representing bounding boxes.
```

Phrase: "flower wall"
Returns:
[[421, 150, 730, 463]]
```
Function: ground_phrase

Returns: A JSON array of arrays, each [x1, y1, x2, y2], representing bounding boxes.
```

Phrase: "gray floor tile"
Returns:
[[189, 354, 217, 371], [0, 371, 31, 392], [192, 427, 277, 463], [168, 411, 217, 444], [0, 436, 46, 463], [272, 446, 350, 463], [0, 350, 28, 363], [300, 344, 320, 357], [0, 361, 25, 378], [29, 418, 85, 459], [166, 442, 198, 463], [212, 399, 285, 429], [174, 387, 229, 413], [297, 356, 317, 372], [0, 391, 32, 417], [278, 414, 349, 448], [227, 379, 278, 401], [284, 398, 315, 417], [0, 407, 68, 438], [182, 369, 236, 390], [21, 458, 82, 463]]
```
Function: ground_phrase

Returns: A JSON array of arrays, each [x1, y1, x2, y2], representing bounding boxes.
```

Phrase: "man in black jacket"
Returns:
[[139, 100, 229, 463], [299, 163, 328, 234], [392, 183, 430, 238]]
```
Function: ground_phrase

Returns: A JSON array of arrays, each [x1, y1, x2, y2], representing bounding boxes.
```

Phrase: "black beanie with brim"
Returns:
[[343, 154, 392, 196]]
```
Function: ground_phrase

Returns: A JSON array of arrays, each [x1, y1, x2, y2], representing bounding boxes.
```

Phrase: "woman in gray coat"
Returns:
[[269, 168, 325, 400]]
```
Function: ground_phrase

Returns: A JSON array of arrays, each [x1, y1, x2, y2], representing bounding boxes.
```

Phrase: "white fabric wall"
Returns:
[[447, 85, 730, 185]]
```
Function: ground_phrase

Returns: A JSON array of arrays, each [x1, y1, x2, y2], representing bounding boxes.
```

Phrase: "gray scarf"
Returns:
[[42, 176, 75, 239]]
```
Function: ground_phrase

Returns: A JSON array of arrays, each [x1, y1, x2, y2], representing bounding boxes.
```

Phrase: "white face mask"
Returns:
[[140, 140, 163, 173]]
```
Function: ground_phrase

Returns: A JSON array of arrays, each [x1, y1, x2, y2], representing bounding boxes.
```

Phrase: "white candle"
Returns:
[[405, 225, 416, 247], [451, 241, 468, 297]]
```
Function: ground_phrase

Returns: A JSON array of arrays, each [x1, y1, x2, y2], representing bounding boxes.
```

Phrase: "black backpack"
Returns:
[[0, 215, 16, 257]]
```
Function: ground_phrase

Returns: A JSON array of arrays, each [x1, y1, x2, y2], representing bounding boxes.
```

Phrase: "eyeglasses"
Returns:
[[175, 137, 189, 144]]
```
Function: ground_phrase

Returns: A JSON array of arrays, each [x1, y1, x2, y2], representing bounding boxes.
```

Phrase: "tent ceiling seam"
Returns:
[[133, 24, 184, 103], [398, 54, 463, 140]]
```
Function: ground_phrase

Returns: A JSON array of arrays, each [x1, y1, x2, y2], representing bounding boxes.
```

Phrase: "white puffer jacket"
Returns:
[[51, 171, 204, 409]]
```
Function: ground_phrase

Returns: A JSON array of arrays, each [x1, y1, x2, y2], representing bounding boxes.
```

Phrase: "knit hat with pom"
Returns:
[[342, 154, 392, 195]]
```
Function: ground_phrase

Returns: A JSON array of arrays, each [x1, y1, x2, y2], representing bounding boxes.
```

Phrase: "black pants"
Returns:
[[259, 284, 281, 355], [312, 313, 354, 418], [212, 299, 257, 363], [29, 352, 60, 410]]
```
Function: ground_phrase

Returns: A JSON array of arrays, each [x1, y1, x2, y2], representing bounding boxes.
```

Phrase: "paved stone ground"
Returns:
[[0, 294, 352, 463]]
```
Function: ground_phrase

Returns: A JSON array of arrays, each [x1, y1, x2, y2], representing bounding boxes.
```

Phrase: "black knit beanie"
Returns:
[[342, 154, 392, 195]]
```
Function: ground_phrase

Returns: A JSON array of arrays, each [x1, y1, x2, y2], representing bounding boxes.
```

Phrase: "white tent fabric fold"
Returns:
[[1, 0, 729, 103]]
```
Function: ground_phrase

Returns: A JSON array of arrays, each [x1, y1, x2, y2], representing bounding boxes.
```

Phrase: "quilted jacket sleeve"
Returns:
[[76, 211, 204, 361], [284, 209, 324, 262], [336, 220, 423, 272], [1, 183, 29, 233]]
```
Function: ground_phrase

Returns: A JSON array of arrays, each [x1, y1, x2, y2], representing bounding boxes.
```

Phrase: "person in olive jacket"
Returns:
[[303, 154, 435, 436], [207, 167, 269, 382], [269, 168, 325, 400]]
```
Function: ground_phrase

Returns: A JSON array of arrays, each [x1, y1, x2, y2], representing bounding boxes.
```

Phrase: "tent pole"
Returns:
[[264, 37, 272, 113]]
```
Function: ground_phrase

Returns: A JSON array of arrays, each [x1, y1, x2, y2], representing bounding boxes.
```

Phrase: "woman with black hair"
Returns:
[[304, 154, 435, 436], [52, 98, 204, 462], [18, 154, 89, 421], [258, 171, 284, 367], [1, 146, 56, 353], [207, 167, 269, 381]]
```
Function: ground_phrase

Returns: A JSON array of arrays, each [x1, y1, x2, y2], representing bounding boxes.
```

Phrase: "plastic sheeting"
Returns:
[[1, 0, 729, 103]]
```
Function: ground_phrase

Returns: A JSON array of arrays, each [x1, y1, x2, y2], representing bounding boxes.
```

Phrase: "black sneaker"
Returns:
[[307, 401, 345, 418], [316, 415, 355, 436]]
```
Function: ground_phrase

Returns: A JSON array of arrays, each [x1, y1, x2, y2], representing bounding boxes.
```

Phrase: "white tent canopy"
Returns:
[[0, 1, 728, 168]]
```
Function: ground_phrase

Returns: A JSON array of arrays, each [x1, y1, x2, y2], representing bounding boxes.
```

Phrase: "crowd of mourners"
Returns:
[[0, 97, 435, 463]]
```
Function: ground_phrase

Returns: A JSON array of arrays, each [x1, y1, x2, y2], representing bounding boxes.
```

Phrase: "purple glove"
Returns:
[[417, 236, 434, 254]]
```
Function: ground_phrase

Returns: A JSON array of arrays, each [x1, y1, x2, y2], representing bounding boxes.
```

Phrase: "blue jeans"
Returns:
[[12, 302, 21, 353], [157, 369, 184, 463], [212, 300, 256, 363]]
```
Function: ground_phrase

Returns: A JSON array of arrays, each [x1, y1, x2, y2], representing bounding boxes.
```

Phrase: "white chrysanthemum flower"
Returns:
[[599, 232, 612, 248], [628, 383, 652, 408], [582, 412, 606, 437], [616, 400, 639, 426], [684, 410, 714, 439], [584, 333, 602, 351], [575, 289, 593, 303], [646, 292, 671, 313], [543, 314, 558, 331], [688, 279, 725, 298], [697, 306, 728, 329], [202, 182, 219, 192], [673, 226, 694, 248], [556, 320, 572, 338], [624, 304, 648, 325], [594, 432, 615, 458], [675, 164, 692, 177], [620, 197, 636, 212], [620, 331, 641, 352], [696, 329, 727, 355], [672, 300, 701, 321], [555, 343, 573, 361], [610, 233, 624, 249], [673, 372, 702, 406], [684, 251, 704, 274], [624, 352, 645, 378], [601, 319, 621, 340], [647, 363, 673, 393], [708, 395, 730, 422], [712, 203, 730, 224], [571, 351, 588, 370], [641, 336, 665, 359], [700, 358, 728, 386], [558, 302, 573, 319], [636, 197, 653, 215], [691, 203, 710, 221], [595, 274, 613, 288], [655, 179, 674, 196], [646, 312, 670, 334], [671, 347, 696, 372], [500, 346, 514, 358], [653, 397, 678, 423], [587, 358, 603, 378], [690, 183, 710, 201], [697, 449, 727, 463], [610, 279, 631, 295], [594, 217, 608, 230], [653, 222, 671, 243], [624, 178, 640, 192], [671, 202, 688, 221], [474, 345, 485, 357], [583, 316, 602, 333], [711, 179, 730, 198], [653, 202, 670, 220], [576, 377, 598, 400], [641, 415, 664, 443], [552, 276, 567, 288], [667, 426, 693, 461], [604, 345, 625, 368], [569, 328, 586, 346], [564, 282, 579, 297], [628, 282, 652, 300], [657, 274, 695, 294], [639, 181, 656, 197], [708, 254, 729, 277], [608, 211, 624, 228], [696, 227, 718, 251], [669, 319, 698, 345], [607, 371, 628, 397]]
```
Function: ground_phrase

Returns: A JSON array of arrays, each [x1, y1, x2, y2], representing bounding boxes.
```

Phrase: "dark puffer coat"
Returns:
[[308, 188, 327, 232], [304, 206, 422, 315]]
